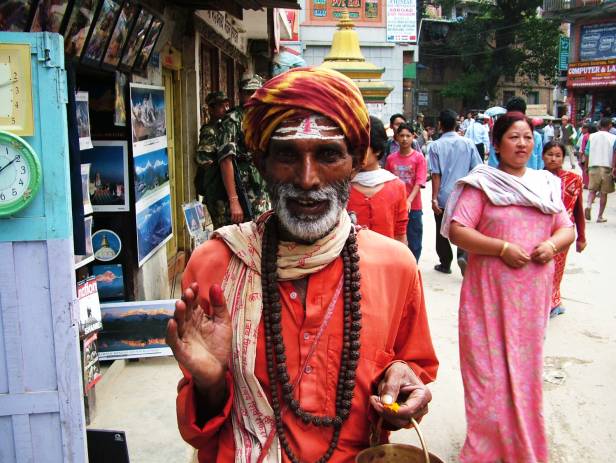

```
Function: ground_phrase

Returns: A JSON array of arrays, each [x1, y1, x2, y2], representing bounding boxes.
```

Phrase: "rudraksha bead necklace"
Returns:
[[261, 216, 362, 463]]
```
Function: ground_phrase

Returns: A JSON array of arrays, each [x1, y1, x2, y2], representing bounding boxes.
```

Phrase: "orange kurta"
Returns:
[[176, 229, 438, 462]]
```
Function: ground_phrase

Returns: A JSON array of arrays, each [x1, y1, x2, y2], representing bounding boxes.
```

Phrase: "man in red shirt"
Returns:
[[385, 123, 428, 261], [166, 67, 438, 463]]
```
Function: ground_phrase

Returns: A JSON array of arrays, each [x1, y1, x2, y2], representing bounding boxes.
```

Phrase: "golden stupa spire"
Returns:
[[320, 10, 393, 104]]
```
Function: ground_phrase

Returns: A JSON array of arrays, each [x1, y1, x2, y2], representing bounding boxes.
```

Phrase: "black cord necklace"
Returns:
[[261, 216, 362, 463]]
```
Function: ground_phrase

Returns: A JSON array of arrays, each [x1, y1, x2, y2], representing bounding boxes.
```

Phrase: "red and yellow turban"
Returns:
[[243, 66, 369, 159]]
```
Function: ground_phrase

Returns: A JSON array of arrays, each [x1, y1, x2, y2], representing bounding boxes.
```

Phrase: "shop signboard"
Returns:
[[387, 0, 417, 43], [306, 0, 384, 25], [559, 36, 570, 72], [567, 59, 616, 88], [580, 23, 616, 62]]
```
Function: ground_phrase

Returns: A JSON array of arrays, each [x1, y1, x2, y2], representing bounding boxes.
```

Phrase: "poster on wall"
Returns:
[[30, 0, 71, 33], [81, 163, 93, 215], [82, 333, 102, 394], [387, 0, 417, 43], [77, 276, 103, 337], [135, 188, 173, 266], [134, 147, 169, 202], [103, 1, 139, 69], [98, 300, 174, 360], [120, 9, 153, 69], [92, 263, 125, 301], [114, 71, 127, 126], [0, 0, 37, 31], [129, 83, 167, 155], [92, 228, 122, 262], [76, 91, 93, 150], [307, 0, 383, 24], [74, 216, 95, 269], [81, 141, 130, 212], [81, 0, 122, 65], [580, 23, 616, 62], [133, 17, 163, 72], [64, 0, 101, 56]]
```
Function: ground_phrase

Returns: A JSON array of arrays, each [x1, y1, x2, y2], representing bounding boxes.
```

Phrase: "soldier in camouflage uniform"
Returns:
[[195, 91, 229, 229], [215, 76, 269, 227]]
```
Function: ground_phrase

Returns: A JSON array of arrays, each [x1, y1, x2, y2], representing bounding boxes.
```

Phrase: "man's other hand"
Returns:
[[369, 362, 432, 429]]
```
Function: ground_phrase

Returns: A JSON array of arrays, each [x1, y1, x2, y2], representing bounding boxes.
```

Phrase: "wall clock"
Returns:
[[0, 131, 42, 217], [0, 43, 35, 136]]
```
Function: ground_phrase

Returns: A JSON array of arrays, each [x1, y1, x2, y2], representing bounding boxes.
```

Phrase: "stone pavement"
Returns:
[[90, 183, 616, 463]]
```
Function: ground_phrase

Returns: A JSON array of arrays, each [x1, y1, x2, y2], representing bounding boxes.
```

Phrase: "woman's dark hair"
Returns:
[[542, 140, 566, 157], [369, 116, 388, 160], [396, 122, 415, 135], [389, 113, 406, 126], [492, 111, 533, 147]]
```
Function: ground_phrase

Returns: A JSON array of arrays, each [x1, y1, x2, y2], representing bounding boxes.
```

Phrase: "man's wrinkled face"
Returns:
[[260, 114, 356, 243]]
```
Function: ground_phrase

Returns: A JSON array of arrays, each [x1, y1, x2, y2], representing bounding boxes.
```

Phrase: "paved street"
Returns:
[[393, 186, 616, 462], [91, 183, 616, 463]]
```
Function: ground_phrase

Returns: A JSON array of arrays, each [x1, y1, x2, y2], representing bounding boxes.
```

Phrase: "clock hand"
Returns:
[[0, 156, 18, 175], [0, 78, 17, 89]]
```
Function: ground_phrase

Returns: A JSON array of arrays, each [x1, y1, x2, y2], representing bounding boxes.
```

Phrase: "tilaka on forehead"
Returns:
[[271, 114, 344, 141]]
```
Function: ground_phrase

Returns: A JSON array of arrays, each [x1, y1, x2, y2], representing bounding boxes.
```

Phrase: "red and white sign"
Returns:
[[567, 59, 616, 88]]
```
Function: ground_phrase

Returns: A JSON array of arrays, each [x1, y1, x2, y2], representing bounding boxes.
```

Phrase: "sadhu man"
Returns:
[[166, 67, 438, 462]]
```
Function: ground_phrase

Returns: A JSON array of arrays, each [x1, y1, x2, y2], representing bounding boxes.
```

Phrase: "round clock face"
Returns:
[[0, 131, 42, 217]]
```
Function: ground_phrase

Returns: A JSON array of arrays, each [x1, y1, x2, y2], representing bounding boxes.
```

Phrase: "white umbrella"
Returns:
[[485, 106, 506, 117]]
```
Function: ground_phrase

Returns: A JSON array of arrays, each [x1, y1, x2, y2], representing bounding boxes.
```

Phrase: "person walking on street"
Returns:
[[215, 76, 270, 228], [464, 113, 490, 160], [385, 123, 427, 261], [380, 113, 406, 167], [444, 112, 575, 463], [543, 119, 555, 146], [559, 115, 578, 169], [167, 66, 438, 463], [584, 117, 616, 223], [194, 91, 230, 227], [428, 109, 482, 275], [542, 141, 587, 318], [348, 116, 409, 243]]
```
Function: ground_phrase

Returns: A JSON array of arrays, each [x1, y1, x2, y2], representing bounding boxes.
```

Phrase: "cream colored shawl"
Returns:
[[213, 211, 352, 463]]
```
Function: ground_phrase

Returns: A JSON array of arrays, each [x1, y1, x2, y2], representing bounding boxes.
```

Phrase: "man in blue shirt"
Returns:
[[428, 109, 483, 275]]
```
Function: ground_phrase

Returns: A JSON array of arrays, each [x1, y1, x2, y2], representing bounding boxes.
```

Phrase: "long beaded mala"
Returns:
[[261, 216, 362, 463]]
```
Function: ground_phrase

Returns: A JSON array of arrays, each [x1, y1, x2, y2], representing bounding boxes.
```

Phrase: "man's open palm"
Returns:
[[166, 283, 232, 390]]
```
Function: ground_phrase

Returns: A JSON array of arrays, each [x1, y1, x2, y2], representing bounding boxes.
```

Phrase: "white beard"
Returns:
[[270, 181, 350, 243]]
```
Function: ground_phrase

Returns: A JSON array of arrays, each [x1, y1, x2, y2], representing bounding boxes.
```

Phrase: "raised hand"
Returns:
[[166, 282, 232, 393]]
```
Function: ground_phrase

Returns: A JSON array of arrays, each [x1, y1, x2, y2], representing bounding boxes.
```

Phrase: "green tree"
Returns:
[[424, 0, 561, 108]]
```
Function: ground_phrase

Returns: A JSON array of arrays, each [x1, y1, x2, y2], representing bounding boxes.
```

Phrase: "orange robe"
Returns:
[[176, 229, 438, 462]]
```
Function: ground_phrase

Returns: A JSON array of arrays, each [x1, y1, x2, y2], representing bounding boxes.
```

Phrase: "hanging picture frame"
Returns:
[[0, 0, 39, 32], [133, 16, 163, 73], [63, 0, 101, 57], [118, 7, 152, 71], [81, 0, 122, 66], [75, 91, 93, 150], [101, 0, 139, 70], [29, 0, 71, 33]]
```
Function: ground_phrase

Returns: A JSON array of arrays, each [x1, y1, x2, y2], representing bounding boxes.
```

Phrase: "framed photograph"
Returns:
[[182, 202, 201, 237], [135, 188, 172, 267], [134, 147, 169, 203], [102, 0, 139, 70], [82, 333, 102, 394], [63, 0, 100, 57], [75, 91, 93, 150], [129, 83, 167, 156], [81, 140, 130, 212], [29, 0, 70, 33], [114, 71, 127, 126], [77, 276, 103, 337], [74, 215, 95, 269], [92, 263, 124, 301], [81, 0, 122, 65], [98, 300, 175, 360], [133, 16, 163, 72], [118, 7, 152, 70], [92, 228, 122, 262], [81, 163, 93, 215], [0, 0, 38, 32]]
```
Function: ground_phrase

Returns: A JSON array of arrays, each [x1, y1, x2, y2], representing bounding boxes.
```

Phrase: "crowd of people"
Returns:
[[175, 66, 614, 463]]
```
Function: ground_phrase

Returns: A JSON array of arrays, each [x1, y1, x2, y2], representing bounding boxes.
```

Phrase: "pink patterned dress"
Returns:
[[452, 185, 572, 463]]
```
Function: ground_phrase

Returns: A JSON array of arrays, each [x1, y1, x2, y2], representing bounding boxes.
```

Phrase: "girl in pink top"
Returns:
[[385, 123, 427, 261]]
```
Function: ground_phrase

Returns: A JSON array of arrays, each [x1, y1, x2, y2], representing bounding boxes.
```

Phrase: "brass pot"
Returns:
[[355, 418, 445, 463]]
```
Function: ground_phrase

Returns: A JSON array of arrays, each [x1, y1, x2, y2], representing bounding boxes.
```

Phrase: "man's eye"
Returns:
[[320, 150, 342, 162]]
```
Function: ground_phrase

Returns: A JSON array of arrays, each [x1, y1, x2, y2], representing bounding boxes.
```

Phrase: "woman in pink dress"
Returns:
[[441, 112, 575, 462]]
